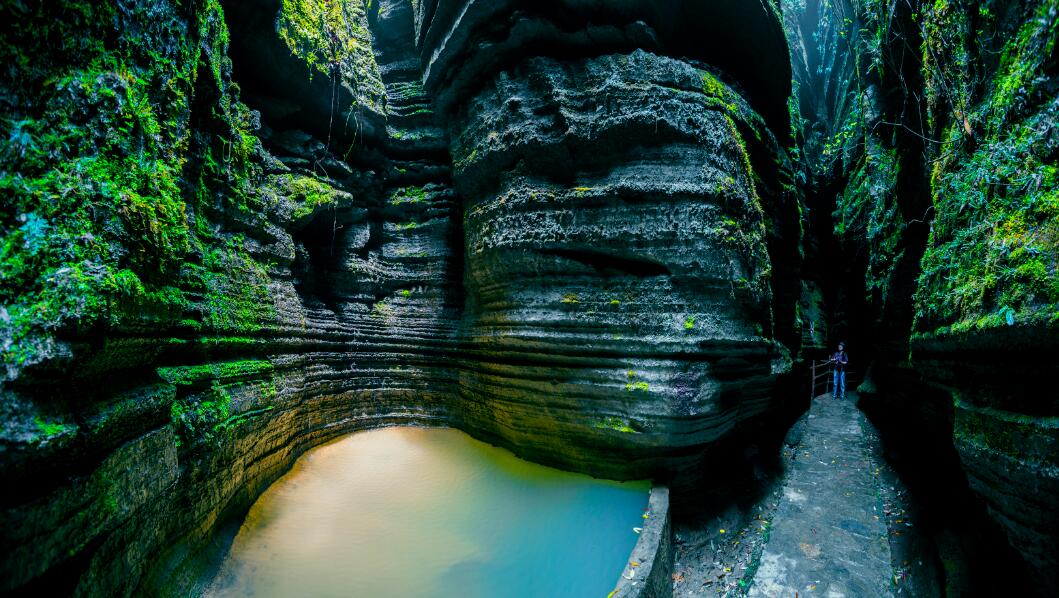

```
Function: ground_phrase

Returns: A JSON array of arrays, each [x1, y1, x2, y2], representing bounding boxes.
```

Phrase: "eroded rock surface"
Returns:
[[786, 0, 1059, 592], [445, 49, 792, 479], [1, 0, 803, 595], [12, 1, 1055, 596]]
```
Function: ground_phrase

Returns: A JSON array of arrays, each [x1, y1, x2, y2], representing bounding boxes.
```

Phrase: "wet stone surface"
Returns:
[[748, 393, 894, 597]]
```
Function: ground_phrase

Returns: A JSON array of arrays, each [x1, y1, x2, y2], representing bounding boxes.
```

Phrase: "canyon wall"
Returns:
[[1, 0, 461, 595], [786, 0, 1058, 592], [0, 0, 803, 595], [417, 0, 803, 480], [5, 0, 1056, 595]]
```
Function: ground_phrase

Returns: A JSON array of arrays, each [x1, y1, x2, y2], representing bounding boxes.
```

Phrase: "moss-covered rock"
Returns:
[[0, 0, 280, 382], [916, 0, 1059, 337], [788, 0, 1059, 590]]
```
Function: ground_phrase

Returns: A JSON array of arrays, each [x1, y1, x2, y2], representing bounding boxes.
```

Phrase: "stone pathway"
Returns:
[[748, 392, 894, 597]]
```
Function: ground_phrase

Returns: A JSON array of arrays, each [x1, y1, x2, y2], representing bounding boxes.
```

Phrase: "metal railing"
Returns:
[[810, 359, 855, 399], [810, 359, 832, 399]]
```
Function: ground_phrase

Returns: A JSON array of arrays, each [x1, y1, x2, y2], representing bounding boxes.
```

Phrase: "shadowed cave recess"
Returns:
[[0, 0, 1056, 596]]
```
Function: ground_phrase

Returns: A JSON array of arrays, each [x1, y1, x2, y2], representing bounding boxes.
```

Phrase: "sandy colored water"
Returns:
[[205, 427, 649, 598]]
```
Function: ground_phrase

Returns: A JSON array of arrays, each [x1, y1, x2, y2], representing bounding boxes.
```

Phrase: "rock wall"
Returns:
[[786, 0, 1059, 592], [1, 0, 461, 595], [420, 0, 803, 482], [0, 0, 806, 595], [8, 0, 1056, 595]]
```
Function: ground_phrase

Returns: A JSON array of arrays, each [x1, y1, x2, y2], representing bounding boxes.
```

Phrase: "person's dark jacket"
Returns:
[[832, 351, 848, 372]]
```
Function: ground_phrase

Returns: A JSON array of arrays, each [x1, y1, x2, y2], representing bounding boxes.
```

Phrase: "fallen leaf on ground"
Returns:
[[799, 543, 821, 558]]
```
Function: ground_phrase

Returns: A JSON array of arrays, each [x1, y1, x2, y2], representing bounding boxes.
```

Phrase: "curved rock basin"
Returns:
[[205, 427, 649, 597]]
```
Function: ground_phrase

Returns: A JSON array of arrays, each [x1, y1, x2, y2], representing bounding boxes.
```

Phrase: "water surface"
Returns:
[[205, 427, 649, 598]]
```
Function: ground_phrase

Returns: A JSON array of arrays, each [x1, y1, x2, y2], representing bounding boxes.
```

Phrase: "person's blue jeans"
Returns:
[[833, 370, 846, 398]]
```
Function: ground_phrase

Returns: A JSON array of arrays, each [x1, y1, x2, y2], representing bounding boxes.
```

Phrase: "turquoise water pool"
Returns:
[[205, 427, 649, 597]]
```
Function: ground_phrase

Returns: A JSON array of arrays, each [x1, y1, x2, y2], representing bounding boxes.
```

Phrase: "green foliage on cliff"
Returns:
[[0, 2, 192, 378], [158, 359, 273, 387], [169, 380, 232, 444], [0, 0, 280, 380], [164, 359, 278, 445], [277, 0, 385, 113], [389, 185, 426, 205], [792, 0, 1058, 340], [32, 415, 77, 444], [279, 0, 360, 78], [702, 72, 739, 114], [699, 72, 773, 303], [834, 143, 904, 302], [595, 417, 638, 434], [915, 0, 1059, 336], [279, 173, 341, 221]]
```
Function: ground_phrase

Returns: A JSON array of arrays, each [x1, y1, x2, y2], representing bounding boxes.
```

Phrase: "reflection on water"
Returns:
[[205, 427, 650, 598]]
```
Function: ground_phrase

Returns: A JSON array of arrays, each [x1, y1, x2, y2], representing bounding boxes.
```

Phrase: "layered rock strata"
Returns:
[[1, 0, 461, 595], [416, 0, 802, 483], [0, 0, 805, 595], [785, 0, 1059, 591]]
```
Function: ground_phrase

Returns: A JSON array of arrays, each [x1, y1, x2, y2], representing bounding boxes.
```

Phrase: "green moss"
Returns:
[[560, 293, 580, 304], [625, 381, 650, 393], [216, 404, 276, 434], [702, 72, 738, 114], [282, 174, 340, 220], [0, 64, 195, 374], [595, 416, 639, 434], [32, 416, 76, 442], [833, 144, 904, 303], [167, 357, 280, 447], [262, 379, 278, 400], [169, 379, 231, 445], [0, 0, 284, 378], [278, 0, 361, 78], [392, 80, 424, 100], [915, 113, 1059, 335], [195, 336, 262, 349], [986, 2, 1058, 131], [371, 300, 393, 317], [952, 399, 1056, 467], [190, 235, 276, 333], [453, 148, 478, 172], [389, 186, 427, 205], [684, 316, 696, 330], [157, 359, 273, 386]]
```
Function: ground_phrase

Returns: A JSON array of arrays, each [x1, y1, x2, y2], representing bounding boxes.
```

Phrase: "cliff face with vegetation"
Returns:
[[2, 0, 1056, 595], [786, 0, 1058, 592], [419, 0, 803, 480], [0, 0, 454, 594], [0, 1, 803, 594]]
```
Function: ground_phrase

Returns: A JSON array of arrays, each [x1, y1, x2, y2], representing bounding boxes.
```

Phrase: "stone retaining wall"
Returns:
[[609, 486, 673, 598]]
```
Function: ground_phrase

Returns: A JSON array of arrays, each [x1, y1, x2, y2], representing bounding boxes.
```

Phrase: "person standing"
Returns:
[[831, 342, 848, 399]]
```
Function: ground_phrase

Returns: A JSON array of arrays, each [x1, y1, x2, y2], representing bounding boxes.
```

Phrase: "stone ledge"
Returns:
[[609, 486, 673, 598]]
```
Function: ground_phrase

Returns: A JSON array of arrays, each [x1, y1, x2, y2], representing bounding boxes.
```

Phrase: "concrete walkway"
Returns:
[[748, 392, 893, 597]]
